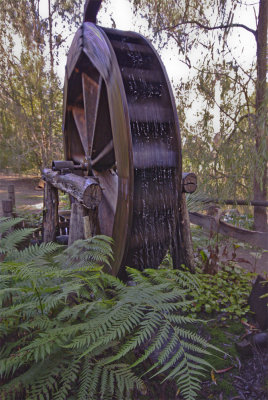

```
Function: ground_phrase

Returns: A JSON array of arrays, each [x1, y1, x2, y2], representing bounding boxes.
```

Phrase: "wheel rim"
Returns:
[[63, 23, 182, 276]]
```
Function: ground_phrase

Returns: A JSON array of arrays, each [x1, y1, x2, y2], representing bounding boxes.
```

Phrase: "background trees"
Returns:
[[0, 0, 83, 172], [132, 0, 267, 231]]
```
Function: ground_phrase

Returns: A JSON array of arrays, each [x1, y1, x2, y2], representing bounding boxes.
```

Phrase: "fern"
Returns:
[[0, 217, 24, 234], [6, 241, 61, 263], [0, 219, 223, 400]]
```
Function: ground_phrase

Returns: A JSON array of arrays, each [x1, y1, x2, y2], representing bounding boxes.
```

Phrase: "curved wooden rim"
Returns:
[[63, 23, 134, 276]]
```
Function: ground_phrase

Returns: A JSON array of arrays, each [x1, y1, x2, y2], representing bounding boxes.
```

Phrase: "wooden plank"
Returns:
[[72, 106, 89, 156], [43, 182, 59, 242], [82, 72, 102, 158], [68, 202, 88, 245], [83, 215, 92, 238], [189, 212, 268, 250], [42, 168, 102, 209], [202, 198, 268, 207], [83, 209, 100, 238]]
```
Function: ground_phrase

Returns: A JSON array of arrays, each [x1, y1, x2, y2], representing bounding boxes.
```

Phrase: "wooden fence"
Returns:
[[189, 212, 268, 250]]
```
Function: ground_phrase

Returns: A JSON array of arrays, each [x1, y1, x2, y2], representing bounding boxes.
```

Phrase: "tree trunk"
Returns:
[[47, 0, 54, 167], [254, 0, 267, 231]]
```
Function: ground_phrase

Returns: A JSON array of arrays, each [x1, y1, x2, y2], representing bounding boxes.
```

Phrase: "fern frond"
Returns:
[[0, 231, 222, 400], [57, 236, 114, 270], [53, 357, 81, 400], [7, 241, 61, 263], [0, 228, 36, 252], [0, 217, 24, 234]]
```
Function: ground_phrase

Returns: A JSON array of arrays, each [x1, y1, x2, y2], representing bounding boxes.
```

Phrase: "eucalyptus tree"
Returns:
[[132, 0, 267, 231], [0, 0, 84, 172]]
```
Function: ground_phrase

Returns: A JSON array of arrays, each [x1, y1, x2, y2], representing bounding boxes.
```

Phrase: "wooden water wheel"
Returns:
[[63, 1, 182, 277]]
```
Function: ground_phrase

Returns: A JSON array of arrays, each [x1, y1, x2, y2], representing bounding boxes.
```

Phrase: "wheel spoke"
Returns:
[[82, 72, 102, 158], [94, 170, 118, 236], [72, 106, 88, 157], [91, 139, 114, 167]]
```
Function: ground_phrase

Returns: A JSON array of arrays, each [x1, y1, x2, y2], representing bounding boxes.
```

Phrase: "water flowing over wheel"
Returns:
[[63, 21, 182, 277]]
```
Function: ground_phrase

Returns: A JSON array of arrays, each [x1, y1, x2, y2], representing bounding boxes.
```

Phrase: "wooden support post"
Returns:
[[43, 182, 59, 242], [8, 185, 15, 208], [83, 207, 100, 239], [68, 202, 88, 245], [179, 193, 195, 273], [83, 216, 92, 239], [2, 200, 13, 217]]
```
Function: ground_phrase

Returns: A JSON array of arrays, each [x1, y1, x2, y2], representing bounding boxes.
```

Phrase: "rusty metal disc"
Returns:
[[63, 22, 182, 276]]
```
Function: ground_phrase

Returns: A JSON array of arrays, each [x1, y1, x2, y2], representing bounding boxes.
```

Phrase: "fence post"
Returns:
[[7, 185, 15, 208], [2, 200, 13, 217]]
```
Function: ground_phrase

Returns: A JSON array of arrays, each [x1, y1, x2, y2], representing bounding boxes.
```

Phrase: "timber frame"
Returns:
[[42, 167, 102, 245]]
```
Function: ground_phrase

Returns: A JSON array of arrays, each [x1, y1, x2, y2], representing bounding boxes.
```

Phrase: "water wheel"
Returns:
[[63, 10, 182, 277]]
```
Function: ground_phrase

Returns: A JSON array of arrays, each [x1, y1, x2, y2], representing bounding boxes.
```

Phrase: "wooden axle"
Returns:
[[42, 168, 102, 209]]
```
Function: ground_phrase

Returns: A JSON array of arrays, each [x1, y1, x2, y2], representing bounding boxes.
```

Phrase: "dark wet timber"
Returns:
[[63, 7, 182, 276]]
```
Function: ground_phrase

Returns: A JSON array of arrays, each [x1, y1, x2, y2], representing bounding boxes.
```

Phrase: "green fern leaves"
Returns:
[[0, 218, 222, 400]]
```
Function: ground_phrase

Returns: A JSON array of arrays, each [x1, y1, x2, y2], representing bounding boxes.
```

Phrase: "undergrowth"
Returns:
[[0, 217, 222, 400], [183, 264, 255, 320]]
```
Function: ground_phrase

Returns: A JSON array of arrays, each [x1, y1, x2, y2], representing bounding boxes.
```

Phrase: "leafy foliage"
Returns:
[[0, 0, 83, 172], [0, 218, 222, 400], [182, 264, 255, 320], [133, 0, 267, 232], [187, 224, 256, 319]]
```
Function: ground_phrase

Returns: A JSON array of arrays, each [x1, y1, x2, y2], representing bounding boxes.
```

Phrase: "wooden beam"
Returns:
[[42, 168, 101, 209], [182, 172, 197, 194], [189, 211, 268, 250], [201, 198, 268, 207]]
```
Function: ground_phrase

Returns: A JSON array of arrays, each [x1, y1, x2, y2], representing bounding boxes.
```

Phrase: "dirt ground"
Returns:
[[0, 172, 43, 216], [0, 172, 267, 273]]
